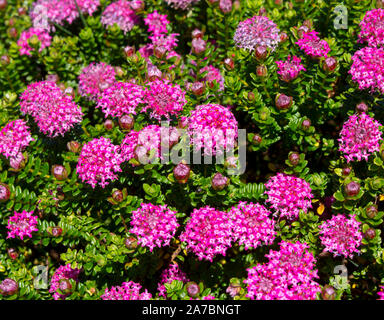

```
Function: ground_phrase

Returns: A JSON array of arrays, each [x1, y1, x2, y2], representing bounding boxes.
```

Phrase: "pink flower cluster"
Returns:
[[349, 47, 384, 93], [142, 79, 187, 120], [78, 62, 116, 101], [233, 15, 280, 51], [101, 0, 140, 34], [179, 206, 233, 261], [164, 0, 200, 10], [200, 65, 224, 91], [264, 173, 314, 220], [129, 203, 179, 252], [378, 286, 384, 300], [101, 281, 152, 300], [318, 214, 362, 259], [76, 137, 124, 188], [6, 210, 39, 240], [49, 264, 81, 300], [338, 113, 382, 162], [0, 120, 34, 160], [296, 30, 330, 58], [20, 81, 83, 137], [358, 9, 384, 47], [144, 10, 170, 36], [245, 241, 321, 300], [158, 263, 189, 297], [186, 104, 238, 156], [17, 27, 51, 56], [229, 202, 276, 250], [275, 55, 306, 82]]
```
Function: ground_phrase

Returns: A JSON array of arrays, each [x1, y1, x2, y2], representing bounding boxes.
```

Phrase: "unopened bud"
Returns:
[[224, 57, 234, 71], [67, 141, 81, 153], [212, 173, 229, 191], [0, 279, 18, 296], [0, 183, 11, 202], [255, 46, 268, 61], [119, 115, 135, 131], [186, 282, 200, 298], [192, 38, 206, 55], [323, 57, 337, 73], [288, 152, 300, 166], [344, 181, 360, 197], [275, 94, 293, 110], [191, 82, 205, 96], [173, 163, 191, 184]]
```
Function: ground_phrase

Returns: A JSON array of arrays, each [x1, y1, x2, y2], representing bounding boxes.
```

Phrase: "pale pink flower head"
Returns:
[[179, 206, 233, 261], [264, 173, 314, 220], [164, 0, 200, 10], [200, 65, 224, 91], [101, 0, 140, 34], [0, 119, 34, 160], [338, 113, 382, 162], [17, 27, 51, 56], [358, 9, 384, 47], [101, 281, 152, 300], [296, 30, 330, 58], [275, 55, 306, 82], [20, 81, 83, 138], [49, 264, 81, 300], [318, 214, 362, 259], [158, 263, 189, 298], [233, 15, 280, 51], [144, 10, 169, 36], [97, 82, 144, 118], [6, 210, 38, 240], [78, 62, 116, 101], [129, 203, 179, 252], [76, 137, 124, 188]]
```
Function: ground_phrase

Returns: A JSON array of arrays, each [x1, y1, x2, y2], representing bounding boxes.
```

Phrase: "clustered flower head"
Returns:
[[129, 203, 179, 252], [0, 119, 34, 160], [245, 241, 321, 300], [17, 27, 51, 56], [338, 113, 382, 162], [49, 264, 81, 300], [296, 30, 330, 58], [158, 263, 189, 297], [233, 15, 280, 51], [349, 47, 384, 94], [318, 214, 362, 259], [78, 62, 116, 101], [101, 281, 152, 300], [20, 81, 83, 138], [76, 137, 124, 188], [142, 79, 187, 121], [149, 33, 179, 52], [358, 9, 384, 47], [229, 202, 276, 250], [6, 210, 38, 240], [275, 55, 306, 82], [187, 104, 238, 156], [144, 10, 170, 36], [97, 82, 144, 118], [179, 206, 233, 261], [264, 173, 314, 220], [200, 65, 224, 91], [101, 0, 140, 34], [164, 0, 200, 10]]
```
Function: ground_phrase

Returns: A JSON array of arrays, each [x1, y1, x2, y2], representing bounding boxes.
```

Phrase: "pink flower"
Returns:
[[101, 0, 140, 34], [358, 9, 384, 47], [20, 81, 83, 138], [318, 214, 362, 259], [164, 0, 200, 10], [149, 33, 179, 52], [275, 55, 306, 82], [296, 30, 330, 58], [158, 263, 189, 298], [144, 10, 169, 36], [200, 65, 224, 91], [129, 203, 179, 252], [101, 281, 152, 300], [17, 27, 51, 56], [6, 210, 38, 240], [233, 15, 280, 51], [338, 113, 382, 162], [49, 264, 81, 300], [76, 137, 124, 188], [264, 173, 314, 220], [378, 286, 384, 300], [179, 206, 233, 261], [78, 62, 116, 101]]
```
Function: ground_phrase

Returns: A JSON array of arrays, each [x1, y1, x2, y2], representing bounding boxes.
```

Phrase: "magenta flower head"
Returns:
[[275, 55, 306, 82], [264, 173, 314, 220], [101, 0, 140, 34], [200, 65, 224, 91], [144, 10, 169, 36], [157, 263, 189, 298], [97, 82, 144, 118], [7, 210, 38, 240], [0, 119, 34, 160], [187, 104, 238, 156], [229, 202, 276, 250], [179, 206, 233, 261], [20, 81, 83, 138], [338, 113, 382, 162], [164, 0, 200, 10], [49, 264, 81, 300], [0, 279, 19, 296], [101, 281, 152, 300], [296, 30, 330, 58], [318, 214, 362, 259], [378, 286, 384, 300], [76, 137, 124, 188], [142, 79, 187, 121], [233, 15, 280, 52], [358, 9, 384, 47], [129, 203, 179, 252], [78, 62, 116, 101], [17, 27, 51, 56]]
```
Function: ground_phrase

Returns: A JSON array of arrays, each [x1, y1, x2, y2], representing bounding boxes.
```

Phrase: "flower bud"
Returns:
[[10, 153, 26, 170], [342, 167, 351, 176], [125, 236, 138, 249], [7, 248, 18, 260], [154, 46, 167, 59], [233, 0, 240, 10], [366, 205, 378, 219], [356, 102, 368, 114], [192, 38, 206, 55], [124, 46, 135, 57], [104, 119, 114, 131], [115, 66, 124, 77], [67, 141, 81, 153], [119, 115, 135, 131], [344, 181, 360, 197], [219, 0, 232, 13], [253, 134, 262, 144], [192, 29, 203, 39], [147, 66, 162, 82], [248, 92, 255, 101], [280, 32, 288, 43], [224, 57, 234, 71], [58, 279, 72, 295], [49, 226, 63, 237], [64, 86, 76, 98], [51, 165, 68, 181], [1, 55, 10, 66], [302, 119, 311, 130], [0, 183, 11, 202], [275, 94, 293, 110], [258, 7, 266, 15], [173, 163, 191, 184], [186, 282, 200, 298], [297, 25, 310, 39], [212, 173, 229, 191], [18, 7, 26, 15], [0, 279, 18, 296], [0, 0, 6, 10], [288, 152, 300, 166], [46, 74, 59, 83], [130, 0, 144, 12], [256, 65, 267, 77], [321, 285, 336, 300], [8, 27, 18, 38], [191, 82, 205, 96], [365, 228, 376, 240], [112, 189, 124, 203], [255, 46, 268, 61], [323, 57, 337, 73]]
